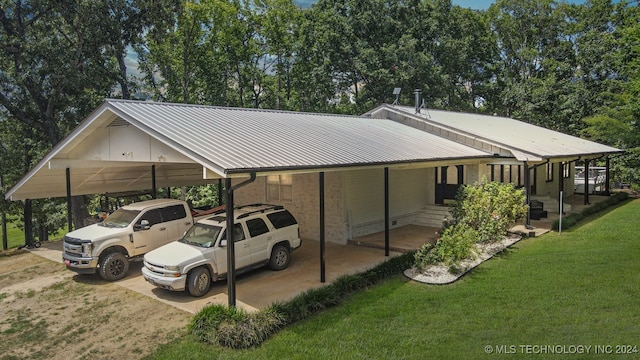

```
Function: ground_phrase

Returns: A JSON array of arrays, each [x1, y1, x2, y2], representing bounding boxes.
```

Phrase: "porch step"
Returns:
[[413, 205, 452, 228]]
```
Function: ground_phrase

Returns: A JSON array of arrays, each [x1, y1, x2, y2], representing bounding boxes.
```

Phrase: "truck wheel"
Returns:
[[98, 252, 129, 281], [187, 267, 211, 297], [269, 244, 290, 271]]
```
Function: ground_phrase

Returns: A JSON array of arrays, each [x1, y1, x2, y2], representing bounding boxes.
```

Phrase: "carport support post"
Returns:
[[319, 172, 326, 283], [225, 178, 236, 307], [584, 159, 590, 205], [151, 165, 157, 199], [224, 172, 256, 307], [605, 157, 611, 195], [558, 162, 564, 216], [66, 167, 72, 232], [384, 167, 390, 256], [524, 161, 532, 229]]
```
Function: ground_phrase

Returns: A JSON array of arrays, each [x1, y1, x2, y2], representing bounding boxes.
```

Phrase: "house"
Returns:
[[5, 99, 622, 306], [6, 99, 622, 245]]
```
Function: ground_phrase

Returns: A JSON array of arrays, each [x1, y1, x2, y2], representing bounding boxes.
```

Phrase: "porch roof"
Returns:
[[371, 105, 623, 162]]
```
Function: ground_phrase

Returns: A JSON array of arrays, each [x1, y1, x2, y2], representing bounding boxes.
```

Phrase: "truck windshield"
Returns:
[[99, 209, 140, 228], [180, 224, 222, 248]]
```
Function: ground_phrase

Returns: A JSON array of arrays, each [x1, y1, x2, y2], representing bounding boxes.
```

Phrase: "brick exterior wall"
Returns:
[[233, 172, 349, 244]]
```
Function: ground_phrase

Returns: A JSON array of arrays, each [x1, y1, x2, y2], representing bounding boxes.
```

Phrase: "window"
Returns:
[[267, 210, 297, 229], [246, 218, 270, 237], [267, 174, 292, 202], [546, 163, 554, 182], [139, 209, 162, 227], [220, 223, 245, 242], [160, 204, 187, 222], [562, 162, 570, 179], [487, 165, 522, 186]]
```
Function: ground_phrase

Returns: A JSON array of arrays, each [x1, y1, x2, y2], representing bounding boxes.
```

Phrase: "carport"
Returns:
[[6, 99, 498, 306]]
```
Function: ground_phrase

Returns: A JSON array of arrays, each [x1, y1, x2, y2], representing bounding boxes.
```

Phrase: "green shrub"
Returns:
[[414, 223, 478, 270], [190, 252, 415, 349], [189, 304, 285, 349], [414, 179, 527, 271], [451, 179, 528, 243], [552, 192, 629, 231]]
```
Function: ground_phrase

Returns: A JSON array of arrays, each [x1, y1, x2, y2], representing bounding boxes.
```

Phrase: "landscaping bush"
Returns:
[[451, 179, 528, 243], [189, 252, 415, 349], [414, 223, 478, 270], [552, 192, 629, 231], [414, 179, 528, 271]]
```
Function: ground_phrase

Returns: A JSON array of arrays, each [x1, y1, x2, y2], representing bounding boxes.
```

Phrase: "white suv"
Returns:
[[142, 204, 302, 297]]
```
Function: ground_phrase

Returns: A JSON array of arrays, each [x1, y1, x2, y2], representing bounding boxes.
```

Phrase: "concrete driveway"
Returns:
[[30, 238, 401, 314]]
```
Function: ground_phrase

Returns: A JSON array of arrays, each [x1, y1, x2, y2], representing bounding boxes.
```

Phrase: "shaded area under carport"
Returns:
[[28, 238, 402, 314]]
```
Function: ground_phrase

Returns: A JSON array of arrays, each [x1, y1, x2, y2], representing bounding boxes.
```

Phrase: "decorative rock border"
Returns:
[[404, 234, 523, 285]]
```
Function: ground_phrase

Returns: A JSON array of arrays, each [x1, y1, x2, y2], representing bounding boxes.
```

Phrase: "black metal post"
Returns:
[[66, 168, 73, 232], [1, 210, 7, 250], [384, 168, 390, 257], [319, 172, 326, 283], [225, 177, 236, 307], [558, 162, 564, 215], [151, 165, 157, 199], [224, 172, 255, 307], [605, 157, 611, 195], [1, 174, 6, 250], [524, 162, 532, 229], [218, 179, 223, 206], [584, 159, 590, 205], [24, 199, 33, 247]]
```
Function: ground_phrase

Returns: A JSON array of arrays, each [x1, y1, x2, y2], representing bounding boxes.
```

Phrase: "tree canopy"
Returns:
[[1, 0, 638, 244]]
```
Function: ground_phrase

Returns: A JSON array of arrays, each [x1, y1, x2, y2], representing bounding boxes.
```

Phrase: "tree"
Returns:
[[0, 1, 176, 243]]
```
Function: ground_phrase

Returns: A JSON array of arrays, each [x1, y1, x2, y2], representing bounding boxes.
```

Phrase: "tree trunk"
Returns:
[[72, 196, 87, 229]]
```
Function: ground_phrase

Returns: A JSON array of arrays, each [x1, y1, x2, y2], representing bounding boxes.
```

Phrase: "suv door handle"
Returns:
[[185, 222, 192, 226], [243, 243, 250, 248], [159, 227, 166, 231]]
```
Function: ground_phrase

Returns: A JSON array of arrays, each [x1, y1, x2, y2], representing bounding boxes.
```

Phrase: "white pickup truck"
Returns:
[[62, 199, 211, 281], [142, 203, 302, 297]]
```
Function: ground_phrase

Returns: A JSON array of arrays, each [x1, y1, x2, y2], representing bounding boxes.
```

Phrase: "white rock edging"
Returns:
[[404, 234, 523, 285]]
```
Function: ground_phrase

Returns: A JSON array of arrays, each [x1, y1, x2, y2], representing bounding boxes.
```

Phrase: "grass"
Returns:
[[146, 199, 638, 358], [147, 199, 640, 358], [1, 220, 66, 249]]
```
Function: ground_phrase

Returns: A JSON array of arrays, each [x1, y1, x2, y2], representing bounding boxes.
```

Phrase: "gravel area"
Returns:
[[404, 233, 523, 285]]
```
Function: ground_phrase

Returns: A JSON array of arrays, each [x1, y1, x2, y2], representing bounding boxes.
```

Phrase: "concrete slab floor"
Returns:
[[28, 239, 400, 314]]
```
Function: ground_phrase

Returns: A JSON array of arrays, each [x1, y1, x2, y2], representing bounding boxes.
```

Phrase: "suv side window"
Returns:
[[246, 218, 269, 237], [220, 224, 245, 242], [140, 209, 163, 227], [266, 210, 297, 229], [161, 204, 187, 222]]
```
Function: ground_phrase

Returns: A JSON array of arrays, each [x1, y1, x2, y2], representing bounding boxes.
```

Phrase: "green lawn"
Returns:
[[147, 199, 640, 359], [1, 221, 65, 249]]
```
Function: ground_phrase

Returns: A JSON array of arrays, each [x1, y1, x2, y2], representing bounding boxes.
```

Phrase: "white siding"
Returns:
[[345, 168, 430, 238]]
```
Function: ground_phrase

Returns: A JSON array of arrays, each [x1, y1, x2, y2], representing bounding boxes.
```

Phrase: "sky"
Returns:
[[294, 0, 590, 10]]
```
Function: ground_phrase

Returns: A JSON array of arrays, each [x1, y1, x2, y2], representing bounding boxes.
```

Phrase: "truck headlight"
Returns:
[[165, 265, 180, 271], [81, 243, 93, 257]]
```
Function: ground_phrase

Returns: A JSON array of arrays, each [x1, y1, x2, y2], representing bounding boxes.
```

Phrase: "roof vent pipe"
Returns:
[[414, 89, 422, 114]]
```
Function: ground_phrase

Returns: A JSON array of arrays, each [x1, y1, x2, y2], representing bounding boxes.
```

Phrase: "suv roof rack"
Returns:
[[237, 204, 284, 219], [207, 204, 285, 221]]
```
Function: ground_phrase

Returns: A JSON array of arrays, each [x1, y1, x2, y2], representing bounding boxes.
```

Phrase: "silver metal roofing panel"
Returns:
[[7, 100, 497, 201], [385, 105, 622, 160], [106, 100, 491, 174]]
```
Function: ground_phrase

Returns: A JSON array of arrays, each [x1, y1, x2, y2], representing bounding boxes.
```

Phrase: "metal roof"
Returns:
[[108, 100, 491, 172], [373, 105, 623, 161], [6, 99, 494, 200]]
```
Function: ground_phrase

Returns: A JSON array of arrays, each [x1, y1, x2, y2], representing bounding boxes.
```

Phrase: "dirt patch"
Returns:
[[0, 252, 191, 359]]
